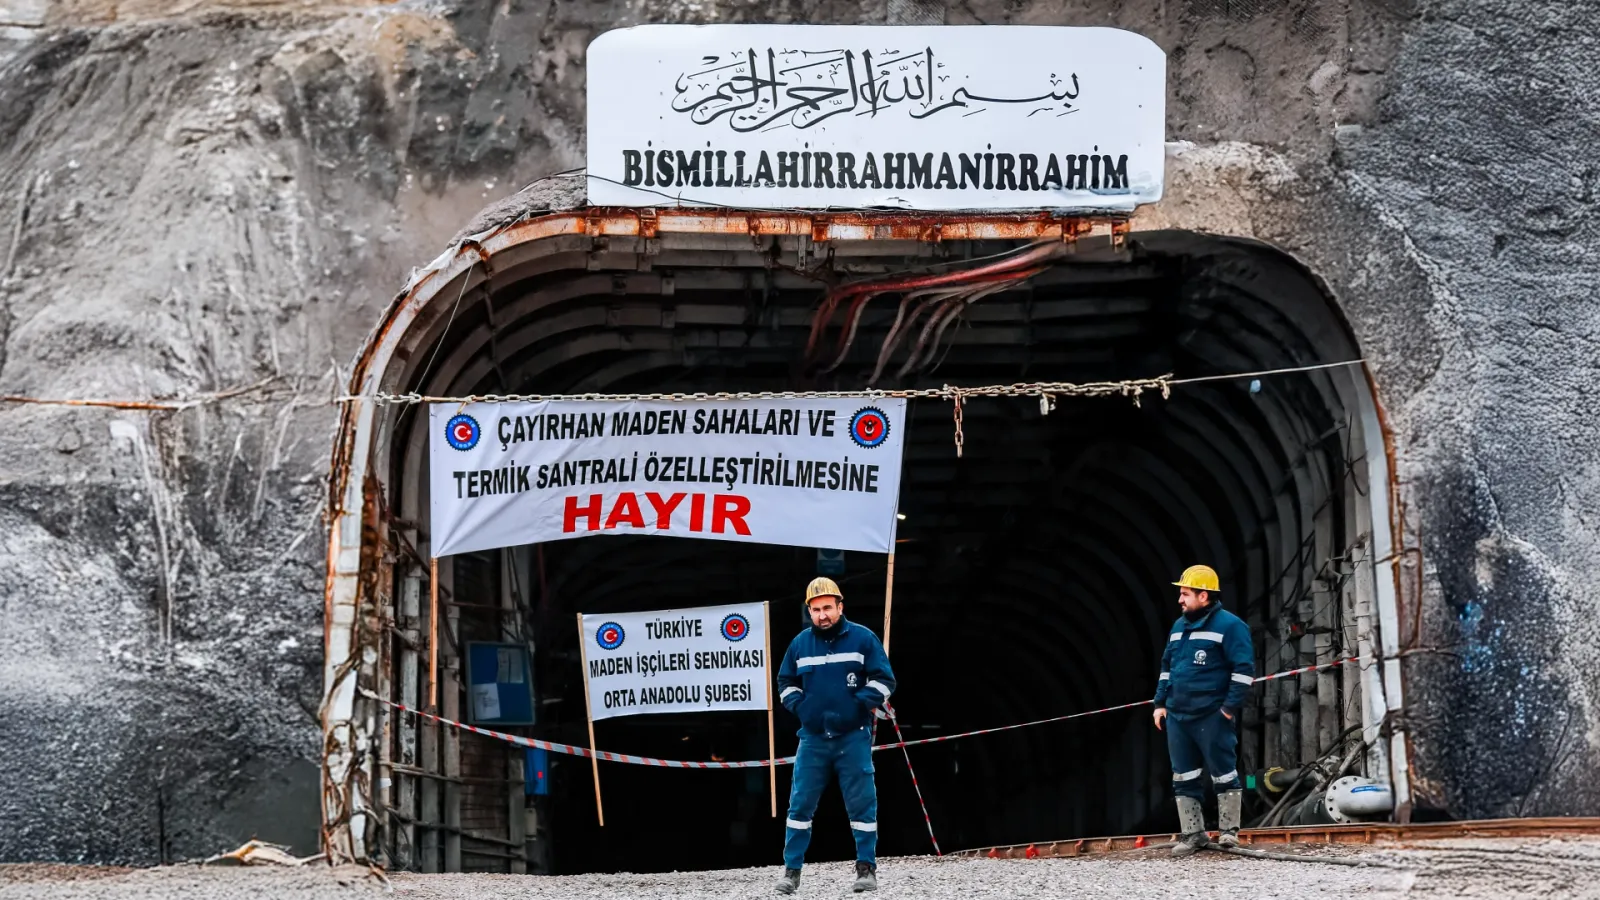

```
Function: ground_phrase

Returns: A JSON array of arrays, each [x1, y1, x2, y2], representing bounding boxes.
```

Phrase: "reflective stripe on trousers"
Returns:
[[783, 728, 877, 870], [1164, 708, 1239, 801]]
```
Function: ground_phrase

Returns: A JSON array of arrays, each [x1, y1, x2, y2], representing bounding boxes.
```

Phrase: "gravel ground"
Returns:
[[7, 838, 1600, 900]]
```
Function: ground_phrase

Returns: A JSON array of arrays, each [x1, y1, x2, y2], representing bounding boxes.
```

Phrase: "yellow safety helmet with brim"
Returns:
[[1172, 565, 1221, 593], [805, 576, 842, 605]]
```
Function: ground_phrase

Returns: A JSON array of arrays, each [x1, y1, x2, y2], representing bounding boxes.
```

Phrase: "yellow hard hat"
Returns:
[[805, 577, 842, 604], [1172, 565, 1221, 593]]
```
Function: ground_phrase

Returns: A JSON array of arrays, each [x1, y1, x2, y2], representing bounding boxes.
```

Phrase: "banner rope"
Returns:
[[361, 657, 1359, 771], [336, 360, 1364, 407], [0, 362, 1364, 420]]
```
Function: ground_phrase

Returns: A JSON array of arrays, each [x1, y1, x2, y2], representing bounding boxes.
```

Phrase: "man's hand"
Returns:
[[1153, 708, 1167, 731]]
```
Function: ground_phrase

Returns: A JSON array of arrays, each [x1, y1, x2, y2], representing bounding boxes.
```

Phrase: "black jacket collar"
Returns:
[[811, 614, 852, 640]]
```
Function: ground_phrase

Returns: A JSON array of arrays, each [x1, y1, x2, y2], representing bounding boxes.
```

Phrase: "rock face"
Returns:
[[0, 0, 1596, 865]]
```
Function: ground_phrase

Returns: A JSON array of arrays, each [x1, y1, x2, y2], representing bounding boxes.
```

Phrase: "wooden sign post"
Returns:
[[763, 600, 777, 817], [575, 612, 605, 826], [429, 557, 440, 708], [882, 552, 896, 655]]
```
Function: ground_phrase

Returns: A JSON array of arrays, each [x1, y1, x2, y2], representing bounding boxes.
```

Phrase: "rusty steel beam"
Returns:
[[583, 206, 1100, 242], [955, 817, 1600, 859], [402, 209, 1104, 299]]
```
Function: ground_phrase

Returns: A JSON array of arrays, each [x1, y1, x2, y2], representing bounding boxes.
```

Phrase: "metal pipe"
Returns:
[[1264, 767, 1305, 793], [1335, 782, 1396, 817]]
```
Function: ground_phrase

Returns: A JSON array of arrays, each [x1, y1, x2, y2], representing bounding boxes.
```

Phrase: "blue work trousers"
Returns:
[[1166, 709, 1241, 800], [783, 728, 877, 869]]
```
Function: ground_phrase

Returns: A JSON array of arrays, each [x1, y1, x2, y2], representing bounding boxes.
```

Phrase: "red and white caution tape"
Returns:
[[884, 703, 942, 856], [361, 657, 1357, 770], [360, 690, 793, 768], [873, 658, 1359, 752]]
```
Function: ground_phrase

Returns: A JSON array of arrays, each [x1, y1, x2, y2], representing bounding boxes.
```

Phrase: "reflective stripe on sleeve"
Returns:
[[1231, 673, 1254, 685], [1159, 673, 1170, 681], [780, 686, 802, 700], [1169, 633, 1182, 642], [866, 680, 891, 698], [796, 652, 866, 668]]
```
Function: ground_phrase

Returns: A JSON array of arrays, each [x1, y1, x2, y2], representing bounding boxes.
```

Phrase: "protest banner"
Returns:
[[429, 398, 906, 558]]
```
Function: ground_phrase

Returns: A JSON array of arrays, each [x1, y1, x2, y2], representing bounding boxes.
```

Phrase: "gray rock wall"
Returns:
[[0, 0, 1595, 863], [1331, 0, 1600, 816]]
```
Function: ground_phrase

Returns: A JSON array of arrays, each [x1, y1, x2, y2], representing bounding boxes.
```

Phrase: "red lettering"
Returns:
[[604, 492, 646, 529], [711, 494, 752, 535], [645, 492, 686, 529], [563, 494, 602, 532], [690, 493, 706, 532]]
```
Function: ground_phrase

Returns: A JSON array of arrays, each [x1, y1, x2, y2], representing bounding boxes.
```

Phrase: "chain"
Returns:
[[329, 362, 1367, 459], [952, 393, 966, 458], [345, 379, 1173, 460], [345, 377, 1174, 408], [0, 362, 1356, 416], [341, 360, 1366, 407]]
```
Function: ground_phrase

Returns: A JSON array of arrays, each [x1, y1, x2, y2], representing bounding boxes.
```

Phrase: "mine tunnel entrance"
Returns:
[[365, 212, 1395, 874]]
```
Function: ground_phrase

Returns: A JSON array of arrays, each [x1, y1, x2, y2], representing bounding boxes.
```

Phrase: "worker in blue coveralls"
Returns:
[[1152, 565, 1255, 857], [773, 576, 896, 895]]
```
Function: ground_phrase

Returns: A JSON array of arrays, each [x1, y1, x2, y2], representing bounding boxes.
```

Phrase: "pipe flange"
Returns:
[[1324, 778, 1356, 824], [1326, 775, 1396, 822]]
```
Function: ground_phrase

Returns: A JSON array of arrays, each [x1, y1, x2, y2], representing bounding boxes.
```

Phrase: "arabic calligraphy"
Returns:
[[671, 47, 1081, 132]]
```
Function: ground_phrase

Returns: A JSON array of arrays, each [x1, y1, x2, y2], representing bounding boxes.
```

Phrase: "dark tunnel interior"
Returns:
[[387, 228, 1376, 873]]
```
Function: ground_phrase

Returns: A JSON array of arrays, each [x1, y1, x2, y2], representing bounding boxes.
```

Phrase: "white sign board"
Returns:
[[581, 603, 770, 721], [429, 398, 906, 557], [586, 24, 1166, 212]]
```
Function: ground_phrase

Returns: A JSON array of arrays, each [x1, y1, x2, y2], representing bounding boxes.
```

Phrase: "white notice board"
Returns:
[[580, 603, 771, 722], [586, 24, 1167, 211]]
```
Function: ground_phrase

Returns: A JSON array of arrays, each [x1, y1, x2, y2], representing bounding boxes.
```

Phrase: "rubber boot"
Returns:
[[1171, 796, 1208, 858], [774, 868, 801, 894], [1217, 790, 1243, 848], [852, 862, 878, 893]]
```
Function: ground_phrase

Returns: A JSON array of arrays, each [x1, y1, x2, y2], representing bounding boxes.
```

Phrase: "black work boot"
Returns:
[[774, 867, 801, 894], [852, 861, 878, 892]]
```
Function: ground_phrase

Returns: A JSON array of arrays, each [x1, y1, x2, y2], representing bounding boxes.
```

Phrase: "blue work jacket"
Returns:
[[1152, 603, 1255, 720], [776, 616, 896, 739]]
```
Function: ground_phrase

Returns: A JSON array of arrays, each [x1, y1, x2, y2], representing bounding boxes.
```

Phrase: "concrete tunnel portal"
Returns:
[[322, 201, 1406, 873]]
